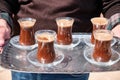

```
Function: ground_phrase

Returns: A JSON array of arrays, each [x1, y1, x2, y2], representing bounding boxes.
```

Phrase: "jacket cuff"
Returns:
[[107, 13, 120, 30], [0, 12, 13, 30]]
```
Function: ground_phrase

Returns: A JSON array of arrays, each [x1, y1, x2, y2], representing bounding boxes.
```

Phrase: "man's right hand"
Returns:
[[112, 24, 120, 38], [0, 19, 11, 53]]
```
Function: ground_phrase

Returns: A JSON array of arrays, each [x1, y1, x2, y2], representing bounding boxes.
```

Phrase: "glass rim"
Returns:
[[35, 30, 56, 42], [93, 29, 114, 40], [55, 17, 74, 27], [91, 17, 108, 25], [55, 17, 74, 21], [35, 30, 56, 36], [93, 29, 113, 34], [18, 17, 36, 22]]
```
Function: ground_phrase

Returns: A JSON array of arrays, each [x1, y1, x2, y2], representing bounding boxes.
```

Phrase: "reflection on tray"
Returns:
[[27, 49, 64, 67], [84, 47, 120, 66], [54, 36, 80, 49], [2, 34, 120, 73], [84, 35, 116, 47], [9, 36, 38, 50]]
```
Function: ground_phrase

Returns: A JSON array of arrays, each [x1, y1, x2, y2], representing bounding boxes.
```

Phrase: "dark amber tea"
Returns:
[[56, 17, 74, 45], [91, 17, 108, 44], [57, 26, 72, 45], [93, 30, 113, 62], [18, 18, 36, 45], [35, 30, 56, 63]]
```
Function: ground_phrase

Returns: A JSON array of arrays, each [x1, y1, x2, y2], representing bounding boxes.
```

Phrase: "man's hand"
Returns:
[[0, 19, 11, 53], [112, 24, 120, 38]]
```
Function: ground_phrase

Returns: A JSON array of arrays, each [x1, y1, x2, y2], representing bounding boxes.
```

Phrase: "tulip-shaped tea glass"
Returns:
[[55, 17, 80, 49], [56, 17, 74, 45], [84, 29, 120, 66], [18, 18, 36, 46], [35, 30, 56, 64], [10, 18, 37, 50], [90, 17, 108, 44], [93, 29, 113, 62], [27, 30, 64, 68]]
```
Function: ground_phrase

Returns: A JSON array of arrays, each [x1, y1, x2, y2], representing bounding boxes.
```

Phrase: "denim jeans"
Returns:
[[12, 71, 89, 80]]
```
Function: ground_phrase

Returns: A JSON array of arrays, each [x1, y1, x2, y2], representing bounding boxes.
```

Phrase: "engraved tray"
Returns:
[[1, 33, 120, 74]]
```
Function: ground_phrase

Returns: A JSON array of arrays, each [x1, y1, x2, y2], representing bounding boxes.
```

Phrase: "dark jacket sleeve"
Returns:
[[102, 0, 120, 18], [102, 0, 120, 29], [0, 0, 19, 15]]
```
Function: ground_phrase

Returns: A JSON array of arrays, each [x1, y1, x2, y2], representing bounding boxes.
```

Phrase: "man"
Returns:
[[0, 0, 120, 80]]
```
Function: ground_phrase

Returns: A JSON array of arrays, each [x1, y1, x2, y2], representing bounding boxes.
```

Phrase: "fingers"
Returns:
[[0, 19, 11, 39], [0, 30, 5, 54], [0, 38, 9, 54], [0, 40, 4, 54], [0, 25, 11, 40], [0, 40, 9, 54], [0, 47, 3, 54], [0, 27, 10, 54], [0, 39, 5, 47], [0, 28, 5, 46], [0, 19, 11, 54], [112, 24, 120, 38]]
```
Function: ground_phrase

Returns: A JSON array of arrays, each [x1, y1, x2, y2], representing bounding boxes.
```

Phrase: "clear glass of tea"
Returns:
[[35, 30, 56, 64], [90, 17, 108, 44], [93, 29, 113, 62], [18, 18, 36, 46], [56, 17, 74, 45]]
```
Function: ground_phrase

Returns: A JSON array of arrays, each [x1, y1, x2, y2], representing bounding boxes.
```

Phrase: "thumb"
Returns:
[[112, 24, 120, 38], [0, 38, 5, 54], [0, 38, 5, 47], [0, 33, 5, 54], [0, 28, 6, 47], [0, 19, 11, 40]]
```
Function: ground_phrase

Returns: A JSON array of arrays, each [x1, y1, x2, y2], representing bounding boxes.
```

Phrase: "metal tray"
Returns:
[[1, 33, 120, 74]]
